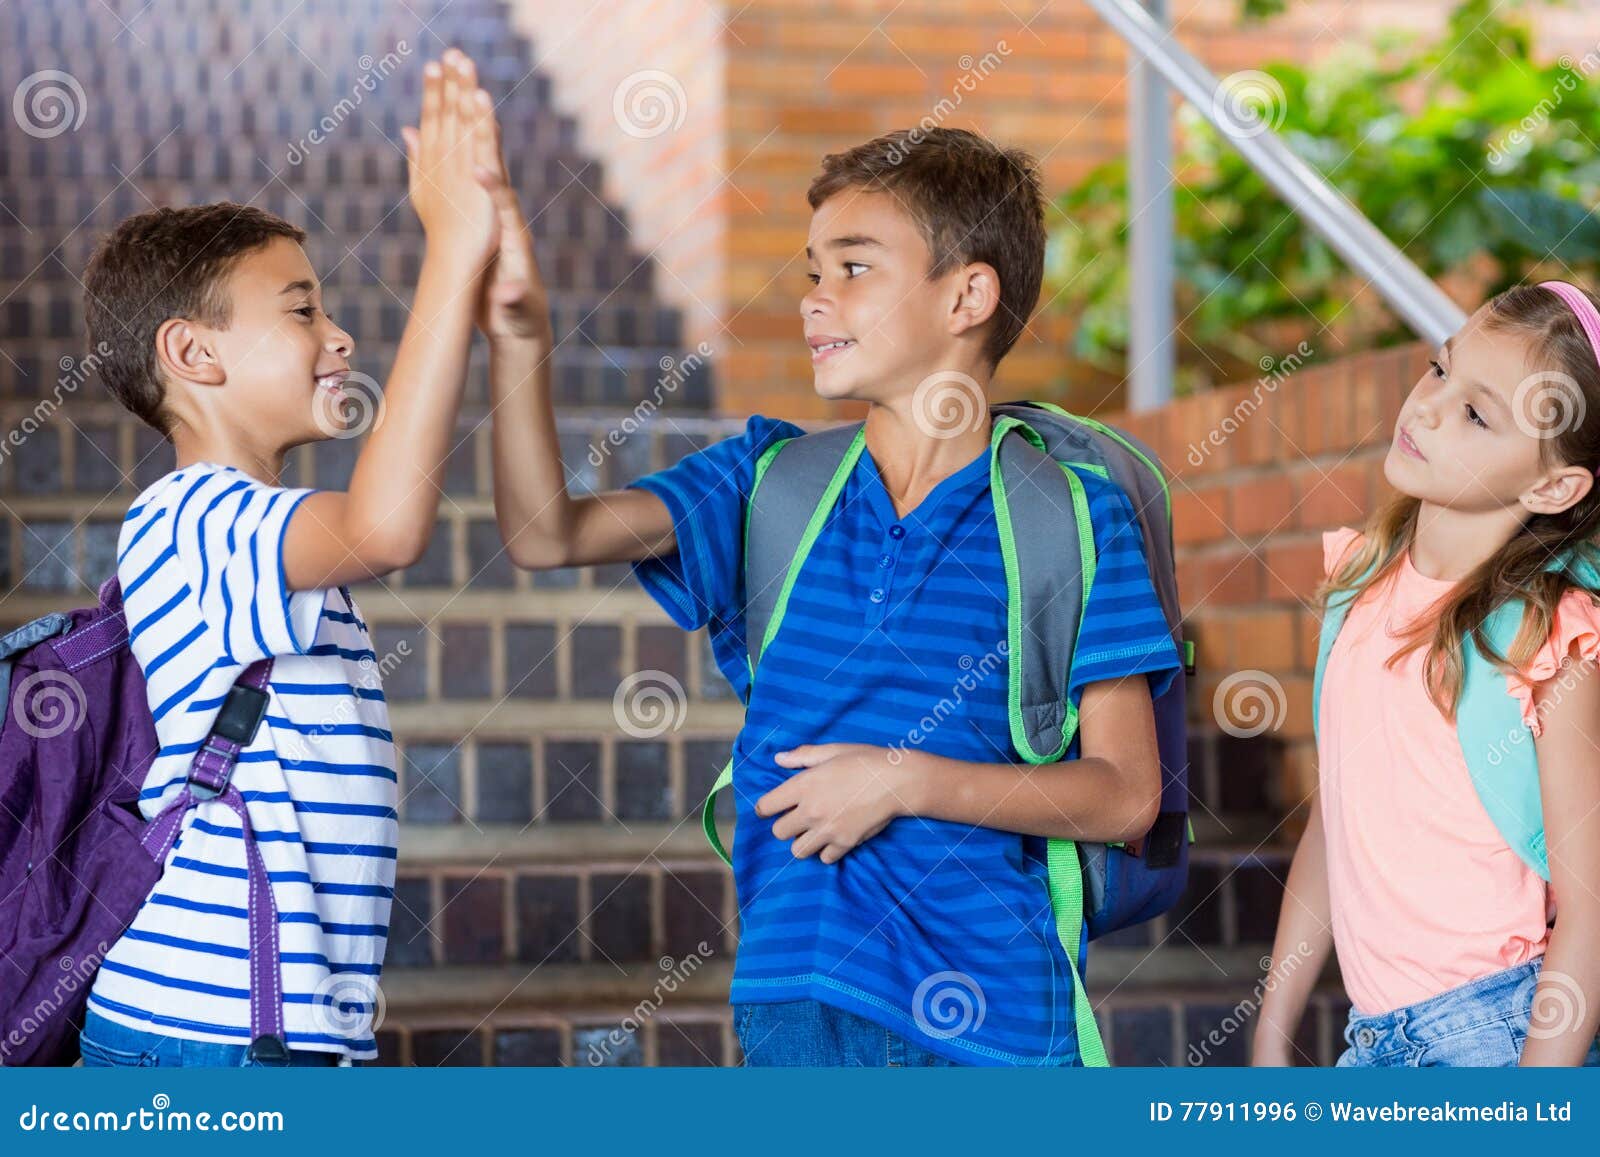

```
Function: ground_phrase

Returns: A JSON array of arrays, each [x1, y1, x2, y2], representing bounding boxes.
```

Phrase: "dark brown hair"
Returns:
[[807, 128, 1045, 368], [1318, 282, 1600, 717], [83, 202, 306, 435]]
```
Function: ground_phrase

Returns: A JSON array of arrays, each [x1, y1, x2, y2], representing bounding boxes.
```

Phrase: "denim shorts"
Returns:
[[1335, 958, 1600, 1068], [734, 999, 965, 1067], [77, 1009, 345, 1068]]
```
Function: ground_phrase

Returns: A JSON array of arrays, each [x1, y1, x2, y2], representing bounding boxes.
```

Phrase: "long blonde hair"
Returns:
[[1316, 284, 1600, 719]]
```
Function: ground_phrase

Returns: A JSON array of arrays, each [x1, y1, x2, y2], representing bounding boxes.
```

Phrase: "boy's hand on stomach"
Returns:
[[400, 49, 500, 273], [758, 744, 917, 864]]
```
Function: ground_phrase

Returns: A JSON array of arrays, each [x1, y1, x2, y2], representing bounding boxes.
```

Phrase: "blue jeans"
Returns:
[[735, 999, 965, 1067], [1336, 958, 1600, 1068], [77, 1009, 344, 1068]]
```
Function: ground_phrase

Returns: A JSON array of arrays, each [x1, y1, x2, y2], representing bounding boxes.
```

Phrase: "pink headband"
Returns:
[[1537, 280, 1600, 476]]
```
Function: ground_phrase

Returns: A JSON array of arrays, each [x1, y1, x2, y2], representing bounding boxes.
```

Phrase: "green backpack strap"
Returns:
[[1048, 838, 1109, 1067], [989, 415, 1108, 1066], [699, 425, 867, 865], [703, 757, 734, 866]]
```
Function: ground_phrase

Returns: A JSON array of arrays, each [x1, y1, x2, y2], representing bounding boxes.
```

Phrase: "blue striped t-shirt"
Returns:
[[630, 416, 1180, 1066], [89, 464, 398, 1060]]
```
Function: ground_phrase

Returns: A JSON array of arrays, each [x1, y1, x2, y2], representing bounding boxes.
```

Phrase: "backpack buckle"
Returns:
[[245, 1034, 291, 1066], [211, 683, 270, 745], [187, 682, 270, 800]]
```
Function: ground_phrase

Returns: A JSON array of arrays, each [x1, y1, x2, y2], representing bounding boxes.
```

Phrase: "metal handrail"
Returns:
[[1089, 0, 1468, 408]]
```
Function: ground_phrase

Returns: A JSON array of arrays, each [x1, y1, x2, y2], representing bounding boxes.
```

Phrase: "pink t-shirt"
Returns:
[[1317, 527, 1596, 1014]]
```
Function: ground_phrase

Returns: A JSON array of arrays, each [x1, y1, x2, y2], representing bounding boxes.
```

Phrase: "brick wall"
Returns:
[[506, 0, 1595, 419], [1112, 340, 1427, 816]]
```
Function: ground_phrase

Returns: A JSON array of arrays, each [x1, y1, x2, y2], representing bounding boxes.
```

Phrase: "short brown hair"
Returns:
[[807, 128, 1045, 367], [83, 203, 306, 434]]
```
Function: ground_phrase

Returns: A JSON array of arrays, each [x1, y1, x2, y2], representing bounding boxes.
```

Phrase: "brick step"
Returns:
[[0, 119, 591, 181], [1, 292, 683, 360], [1, 7, 523, 62], [380, 825, 1292, 976], [2, 261, 676, 344], [387, 822, 1291, 871], [0, 342, 713, 412], [379, 948, 1302, 1018], [370, 964, 1352, 1066], [1, 229, 659, 299]]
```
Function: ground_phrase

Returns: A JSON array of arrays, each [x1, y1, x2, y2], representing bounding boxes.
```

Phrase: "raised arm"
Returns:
[[283, 51, 498, 590], [470, 98, 675, 570]]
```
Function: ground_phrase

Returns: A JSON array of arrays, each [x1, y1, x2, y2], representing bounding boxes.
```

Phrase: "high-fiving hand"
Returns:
[[400, 49, 501, 275]]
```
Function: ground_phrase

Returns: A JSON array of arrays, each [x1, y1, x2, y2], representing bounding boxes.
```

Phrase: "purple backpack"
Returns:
[[0, 576, 284, 1066]]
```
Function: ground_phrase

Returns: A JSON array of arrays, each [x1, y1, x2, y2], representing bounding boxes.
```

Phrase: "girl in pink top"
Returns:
[[1255, 282, 1600, 1067]]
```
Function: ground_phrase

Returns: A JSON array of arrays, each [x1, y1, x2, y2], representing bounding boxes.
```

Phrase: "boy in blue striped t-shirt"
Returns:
[[75, 51, 505, 1067], [486, 128, 1180, 1065]]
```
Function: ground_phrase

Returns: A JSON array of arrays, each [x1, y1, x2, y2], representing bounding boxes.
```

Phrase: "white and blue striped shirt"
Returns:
[[88, 464, 398, 1060]]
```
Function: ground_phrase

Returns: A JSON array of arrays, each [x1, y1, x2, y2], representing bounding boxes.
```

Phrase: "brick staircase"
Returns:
[[0, 0, 1345, 1065]]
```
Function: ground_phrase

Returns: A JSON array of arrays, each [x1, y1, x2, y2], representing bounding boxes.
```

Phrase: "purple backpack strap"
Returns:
[[139, 658, 288, 1063]]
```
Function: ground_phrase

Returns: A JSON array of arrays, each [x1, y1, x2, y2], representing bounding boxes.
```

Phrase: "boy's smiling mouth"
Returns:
[[315, 370, 349, 399], [808, 334, 856, 362]]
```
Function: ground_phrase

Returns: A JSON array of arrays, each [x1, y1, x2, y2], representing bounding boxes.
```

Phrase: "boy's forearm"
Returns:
[[487, 332, 574, 568], [487, 334, 677, 569], [346, 247, 480, 561], [899, 750, 1158, 843]]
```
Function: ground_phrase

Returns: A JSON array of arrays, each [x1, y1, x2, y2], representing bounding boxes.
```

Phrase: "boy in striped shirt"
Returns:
[[76, 51, 502, 1066], [485, 128, 1180, 1064]]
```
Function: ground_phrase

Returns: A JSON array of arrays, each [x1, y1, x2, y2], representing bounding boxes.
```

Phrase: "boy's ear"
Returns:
[[1522, 464, 1594, 516], [947, 261, 1000, 341], [154, 317, 226, 389]]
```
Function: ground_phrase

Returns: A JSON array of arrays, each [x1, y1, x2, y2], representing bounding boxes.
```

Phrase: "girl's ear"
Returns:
[[1522, 464, 1595, 516]]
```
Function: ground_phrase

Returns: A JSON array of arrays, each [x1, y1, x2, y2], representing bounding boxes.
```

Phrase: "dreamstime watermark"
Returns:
[[1, 943, 107, 1062], [310, 371, 386, 440], [1212, 669, 1287, 739], [10, 670, 88, 740], [587, 341, 714, 467], [612, 670, 688, 739], [1487, 43, 1600, 170], [309, 971, 386, 1041], [275, 639, 410, 765], [1485, 651, 1585, 768], [12, 69, 87, 139], [886, 41, 1012, 164], [1528, 967, 1588, 1041], [1188, 940, 1312, 1066], [1210, 70, 1287, 140], [911, 369, 987, 440], [0, 342, 113, 467], [1510, 369, 1585, 441], [584, 942, 715, 1065], [1186, 341, 1313, 467], [612, 69, 686, 139], [912, 970, 987, 1040], [888, 642, 1008, 765], [285, 42, 411, 165], [16, 1094, 284, 1133]]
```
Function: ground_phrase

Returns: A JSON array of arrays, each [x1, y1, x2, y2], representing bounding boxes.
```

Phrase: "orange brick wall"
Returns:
[[1111, 340, 1429, 811], [507, 0, 730, 358]]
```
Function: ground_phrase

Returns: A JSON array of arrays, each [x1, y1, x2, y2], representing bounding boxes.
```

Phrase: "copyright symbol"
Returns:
[[1304, 1102, 1322, 1121]]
